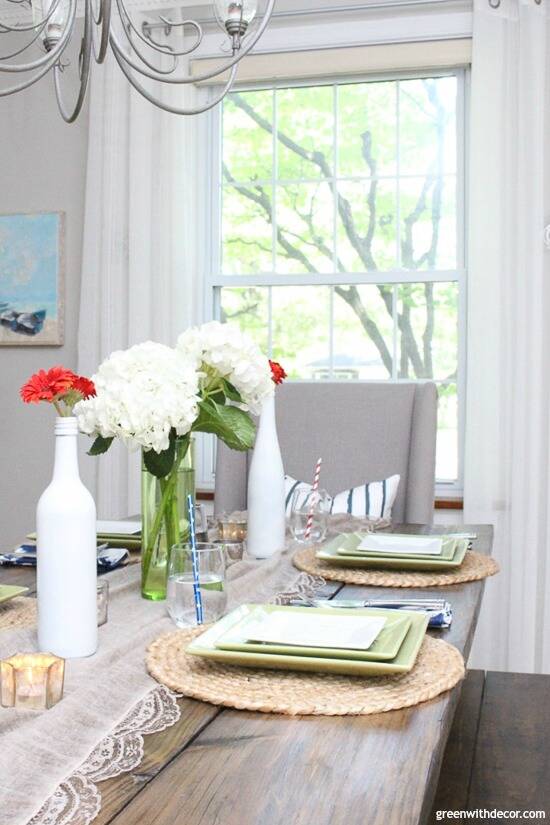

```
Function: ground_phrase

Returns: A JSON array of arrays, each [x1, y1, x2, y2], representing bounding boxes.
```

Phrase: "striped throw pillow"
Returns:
[[284, 474, 400, 520]]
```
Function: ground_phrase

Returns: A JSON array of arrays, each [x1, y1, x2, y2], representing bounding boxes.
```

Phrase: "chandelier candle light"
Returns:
[[0, 0, 275, 122]]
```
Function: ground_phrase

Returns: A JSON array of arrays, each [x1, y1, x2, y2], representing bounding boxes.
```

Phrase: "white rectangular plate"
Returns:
[[243, 611, 387, 651], [357, 534, 443, 556], [96, 520, 141, 536]]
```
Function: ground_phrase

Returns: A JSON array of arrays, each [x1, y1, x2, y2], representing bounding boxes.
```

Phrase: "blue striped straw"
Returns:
[[187, 494, 204, 625]]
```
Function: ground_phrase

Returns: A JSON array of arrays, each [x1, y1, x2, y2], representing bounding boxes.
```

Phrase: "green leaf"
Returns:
[[193, 399, 255, 451], [221, 379, 243, 404], [143, 430, 177, 478], [87, 435, 114, 456]]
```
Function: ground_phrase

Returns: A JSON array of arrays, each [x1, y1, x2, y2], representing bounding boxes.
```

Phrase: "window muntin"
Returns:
[[213, 72, 465, 486]]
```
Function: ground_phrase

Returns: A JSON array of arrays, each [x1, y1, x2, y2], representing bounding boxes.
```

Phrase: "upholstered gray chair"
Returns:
[[215, 381, 438, 525]]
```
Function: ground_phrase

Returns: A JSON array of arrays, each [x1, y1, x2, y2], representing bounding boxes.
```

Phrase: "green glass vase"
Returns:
[[141, 437, 195, 601]]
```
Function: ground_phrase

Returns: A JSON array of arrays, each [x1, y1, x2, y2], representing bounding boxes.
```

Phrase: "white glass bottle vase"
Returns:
[[246, 393, 286, 559], [36, 417, 98, 658]]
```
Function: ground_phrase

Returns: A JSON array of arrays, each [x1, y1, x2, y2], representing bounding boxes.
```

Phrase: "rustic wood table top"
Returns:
[[0, 523, 493, 825]]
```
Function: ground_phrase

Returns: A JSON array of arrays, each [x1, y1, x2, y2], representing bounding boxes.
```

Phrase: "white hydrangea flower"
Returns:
[[177, 321, 274, 414], [75, 341, 200, 453]]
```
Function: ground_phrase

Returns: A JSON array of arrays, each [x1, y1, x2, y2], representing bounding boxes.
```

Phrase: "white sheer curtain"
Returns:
[[77, 26, 209, 517], [465, 0, 550, 673]]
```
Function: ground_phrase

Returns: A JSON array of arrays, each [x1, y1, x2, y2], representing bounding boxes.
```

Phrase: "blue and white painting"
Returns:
[[0, 212, 64, 346]]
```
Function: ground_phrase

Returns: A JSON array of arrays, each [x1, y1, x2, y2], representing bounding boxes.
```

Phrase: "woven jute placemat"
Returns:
[[0, 597, 37, 631], [146, 628, 464, 716], [292, 547, 499, 588]]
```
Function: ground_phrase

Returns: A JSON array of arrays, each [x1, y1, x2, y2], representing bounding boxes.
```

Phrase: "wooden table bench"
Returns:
[[0, 524, 493, 825], [433, 669, 550, 819]]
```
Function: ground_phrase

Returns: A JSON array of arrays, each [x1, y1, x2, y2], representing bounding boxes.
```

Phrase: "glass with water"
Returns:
[[167, 543, 227, 627]]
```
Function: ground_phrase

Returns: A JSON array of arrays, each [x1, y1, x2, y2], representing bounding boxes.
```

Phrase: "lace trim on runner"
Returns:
[[29, 686, 180, 825], [28, 570, 324, 825]]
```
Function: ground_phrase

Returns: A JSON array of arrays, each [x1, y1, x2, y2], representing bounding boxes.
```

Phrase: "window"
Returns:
[[209, 72, 466, 488]]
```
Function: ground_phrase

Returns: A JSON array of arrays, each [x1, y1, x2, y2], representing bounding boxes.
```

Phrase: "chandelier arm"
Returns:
[[0, 36, 70, 94], [0, 0, 74, 73], [0, 0, 65, 35], [111, 40, 238, 114], [52, 0, 92, 122], [115, 0, 202, 61], [90, 0, 103, 26], [91, 0, 111, 62], [0, 21, 48, 58]]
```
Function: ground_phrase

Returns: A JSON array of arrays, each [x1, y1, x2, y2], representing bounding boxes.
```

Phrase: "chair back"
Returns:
[[214, 381, 437, 524]]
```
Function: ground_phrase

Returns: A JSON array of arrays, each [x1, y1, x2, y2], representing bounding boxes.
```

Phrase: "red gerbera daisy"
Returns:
[[70, 375, 96, 400], [20, 366, 77, 404], [269, 360, 287, 385]]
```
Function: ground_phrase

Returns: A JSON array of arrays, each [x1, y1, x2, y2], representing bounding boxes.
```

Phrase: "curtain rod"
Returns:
[[145, 0, 469, 33]]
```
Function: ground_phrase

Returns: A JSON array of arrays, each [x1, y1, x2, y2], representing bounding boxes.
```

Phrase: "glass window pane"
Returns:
[[399, 76, 457, 176], [397, 282, 458, 381], [220, 287, 269, 352], [399, 176, 456, 270], [436, 383, 458, 481], [276, 182, 334, 273], [222, 185, 273, 274], [333, 285, 394, 379], [223, 91, 273, 183], [277, 86, 334, 180], [338, 81, 397, 177], [271, 286, 330, 378], [336, 180, 397, 272]]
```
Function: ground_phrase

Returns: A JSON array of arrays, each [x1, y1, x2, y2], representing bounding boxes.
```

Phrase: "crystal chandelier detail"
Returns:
[[0, 0, 275, 121]]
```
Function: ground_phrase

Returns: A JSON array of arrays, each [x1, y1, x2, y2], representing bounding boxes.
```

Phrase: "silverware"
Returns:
[[287, 597, 453, 628], [288, 597, 447, 610]]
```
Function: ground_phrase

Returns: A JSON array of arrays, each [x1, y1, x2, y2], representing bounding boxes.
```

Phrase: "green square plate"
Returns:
[[335, 533, 458, 561], [215, 603, 412, 661], [0, 584, 29, 604], [317, 537, 469, 570], [187, 604, 429, 677]]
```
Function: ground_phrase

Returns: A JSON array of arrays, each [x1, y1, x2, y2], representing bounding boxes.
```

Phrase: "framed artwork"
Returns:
[[0, 211, 65, 346]]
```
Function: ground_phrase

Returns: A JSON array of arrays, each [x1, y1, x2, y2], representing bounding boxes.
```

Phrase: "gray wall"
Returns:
[[0, 72, 89, 550]]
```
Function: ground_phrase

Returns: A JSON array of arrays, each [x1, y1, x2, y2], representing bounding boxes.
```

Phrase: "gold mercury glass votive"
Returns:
[[217, 519, 247, 542], [0, 653, 65, 710]]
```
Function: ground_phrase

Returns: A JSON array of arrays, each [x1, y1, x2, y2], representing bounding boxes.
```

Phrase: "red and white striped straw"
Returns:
[[304, 457, 323, 541]]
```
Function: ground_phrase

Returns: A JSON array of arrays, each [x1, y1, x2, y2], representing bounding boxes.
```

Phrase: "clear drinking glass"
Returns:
[[212, 539, 245, 565], [167, 543, 227, 627], [290, 488, 331, 544]]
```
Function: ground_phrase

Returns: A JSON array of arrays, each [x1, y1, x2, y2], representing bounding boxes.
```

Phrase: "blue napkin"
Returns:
[[0, 544, 129, 572]]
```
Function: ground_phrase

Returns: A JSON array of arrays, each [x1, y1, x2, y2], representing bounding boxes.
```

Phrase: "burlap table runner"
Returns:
[[0, 514, 421, 825], [0, 538, 318, 825]]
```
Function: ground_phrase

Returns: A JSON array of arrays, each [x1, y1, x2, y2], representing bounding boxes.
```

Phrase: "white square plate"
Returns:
[[357, 534, 443, 556]]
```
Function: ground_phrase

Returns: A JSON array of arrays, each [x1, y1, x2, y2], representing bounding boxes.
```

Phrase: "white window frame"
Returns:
[[202, 68, 468, 498]]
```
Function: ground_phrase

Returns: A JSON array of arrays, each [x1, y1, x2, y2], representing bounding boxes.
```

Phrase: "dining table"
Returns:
[[0, 523, 493, 825]]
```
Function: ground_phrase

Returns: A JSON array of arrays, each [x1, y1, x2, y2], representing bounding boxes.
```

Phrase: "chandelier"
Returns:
[[0, 0, 275, 121]]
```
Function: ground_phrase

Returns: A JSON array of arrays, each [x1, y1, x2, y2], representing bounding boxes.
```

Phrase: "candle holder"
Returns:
[[1, 653, 65, 710], [97, 580, 109, 627], [217, 517, 247, 542]]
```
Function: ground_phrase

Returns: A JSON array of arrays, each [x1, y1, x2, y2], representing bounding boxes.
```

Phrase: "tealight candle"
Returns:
[[0, 653, 65, 710], [217, 519, 247, 542]]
